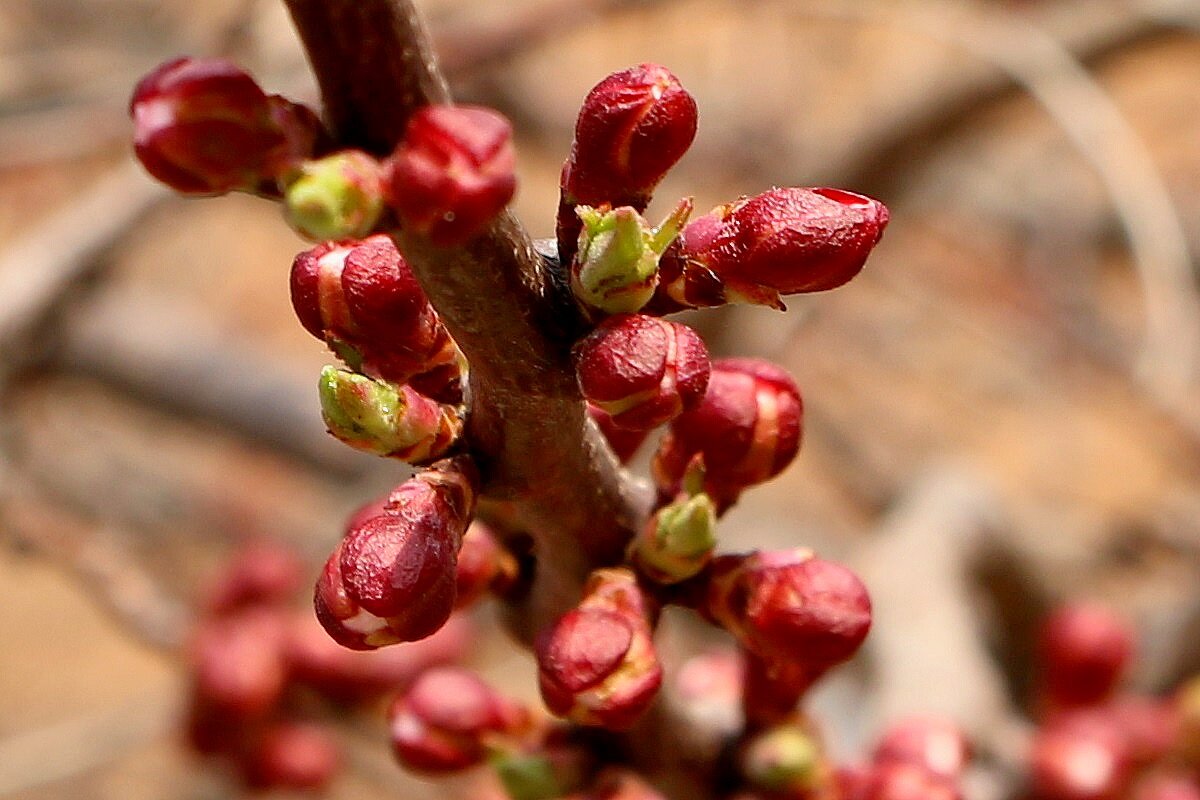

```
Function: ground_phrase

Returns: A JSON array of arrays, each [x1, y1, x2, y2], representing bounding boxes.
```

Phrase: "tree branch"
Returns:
[[281, 0, 651, 640]]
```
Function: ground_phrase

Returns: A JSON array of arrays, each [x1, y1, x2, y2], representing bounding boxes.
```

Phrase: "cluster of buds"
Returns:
[[536, 569, 662, 729], [184, 541, 470, 792], [1024, 603, 1200, 800], [315, 459, 479, 649]]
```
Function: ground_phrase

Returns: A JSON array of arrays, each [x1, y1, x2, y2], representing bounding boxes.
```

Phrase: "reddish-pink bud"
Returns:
[[389, 666, 526, 773], [658, 187, 888, 309], [1131, 773, 1200, 800], [873, 717, 970, 782], [240, 723, 341, 792], [536, 569, 662, 730], [588, 403, 650, 463], [188, 607, 288, 721], [1038, 603, 1134, 711], [289, 235, 459, 386], [454, 520, 519, 609], [285, 611, 470, 703], [859, 762, 961, 800], [575, 314, 709, 431], [314, 462, 477, 649], [130, 57, 318, 195], [384, 105, 516, 246], [654, 358, 802, 508], [200, 540, 305, 617], [1029, 713, 1130, 800], [706, 549, 871, 674]]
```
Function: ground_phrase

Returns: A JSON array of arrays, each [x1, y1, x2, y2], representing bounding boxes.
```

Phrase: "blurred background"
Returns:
[[2, 0, 1200, 797]]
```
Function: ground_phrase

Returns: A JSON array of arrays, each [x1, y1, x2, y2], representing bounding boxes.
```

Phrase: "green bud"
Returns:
[[318, 366, 460, 461], [742, 724, 822, 792], [635, 491, 717, 584], [492, 753, 562, 800], [571, 197, 692, 315], [284, 150, 384, 241]]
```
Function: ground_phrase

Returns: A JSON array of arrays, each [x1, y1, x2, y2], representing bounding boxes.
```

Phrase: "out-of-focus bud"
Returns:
[[656, 187, 889, 310], [1131, 773, 1200, 800], [455, 520, 519, 609], [873, 717, 970, 783], [1106, 696, 1180, 767], [130, 57, 319, 195], [653, 357, 802, 509], [571, 199, 691, 315], [290, 236, 460, 386], [315, 462, 477, 649], [388, 667, 526, 773], [586, 770, 669, 800], [536, 569, 662, 730], [240, 722, 341, 792], [385, 105, 516, 245], [670, 649, 745, 741], [741, 722, 824, 792], [1029, 712, 1130, 800], [860, 762, 961, 800], [1038, 603, 1134, 711], [318, 366, 462, 462], [200, 540, 304, 616], [283, 150, 384, 241], [285, 612, 471, 703], [588, 403, 649, 463], [493, 736, 591, 800], [189, 607, 288, 721], [575, 314, 709, 432], [557, 63, 698, 264], [1178, 675, 1200, 764], [633, 488, 717, 584], [706, 549, 871, 676]]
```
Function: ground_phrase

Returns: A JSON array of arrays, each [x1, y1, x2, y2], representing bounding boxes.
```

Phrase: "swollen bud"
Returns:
[[388, 666, 526, 773], [385, 105, 517, 245], [653, 358, 802, 508], [318, 366, 462, 462], [558, 63, 698, 264], [657, 187, 889, 310], [315, 462, 477, 649], [536, 569, 662, 730], [633, 489, 717, 584], [575, 314, 710, 432], [130, 57, 319, 195], [706, 549, 871, 677], [741, 723, 825, 793], [283, 150, 384, 241], [571, 199, 691, 315], [1037, 603, 1134, 711]]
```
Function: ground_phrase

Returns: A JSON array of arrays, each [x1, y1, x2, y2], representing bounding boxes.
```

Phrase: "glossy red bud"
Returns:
[[389, 666, 526, 773], [588, 403, 650, 463], [1038, 603, 1134, 711], [575, 314, 709, 431], [385, 105, 516, 245], [131, 57, 318, 195], [654, 357, 802, 508]]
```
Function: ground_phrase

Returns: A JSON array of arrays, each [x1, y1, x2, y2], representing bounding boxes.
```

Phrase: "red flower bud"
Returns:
[[389, 666, 527, 773], [455, 520, 519, 609], [873, 717, 970, 782], [1038, 603, 1134, 711], [536, 569, 662, 730], [575, 314, 709, 431], [315, 462, 477, 649], [653, 358, 802, 508], [588, 403, 650, 463], [859, 762, 961, 800], [188, 607, 288, 721], [130, 57, 319, 195], [289, 235, 460, 386], [384, 105, 516, 246], [200, 540, 305, 617], [706, 550, 871, 675], [557, 64, 698, 264], [657, 187, 888, 310], [1029, 713, 1130, 800], [285, 611, 471, 703], [240, 722, 341, 792]]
